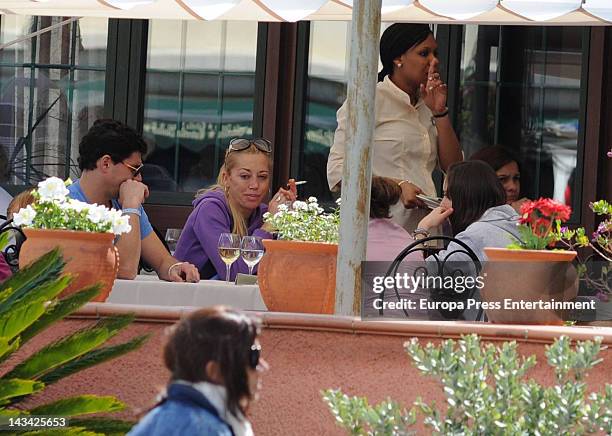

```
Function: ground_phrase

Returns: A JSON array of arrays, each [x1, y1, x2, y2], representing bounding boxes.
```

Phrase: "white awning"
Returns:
[[0, 0, 610, 24]]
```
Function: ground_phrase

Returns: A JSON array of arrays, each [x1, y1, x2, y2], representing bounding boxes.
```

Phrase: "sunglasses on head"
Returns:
[[249, 343, 261, 369], [122, 161, 144, 177], [228, 138, 272, 154]]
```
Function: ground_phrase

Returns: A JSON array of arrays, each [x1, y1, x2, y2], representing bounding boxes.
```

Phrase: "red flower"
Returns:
[[534, 198, 571, 221]]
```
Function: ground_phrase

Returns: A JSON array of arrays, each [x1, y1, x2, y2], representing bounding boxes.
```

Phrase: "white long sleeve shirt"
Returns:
[[327, 75, 439, 197]]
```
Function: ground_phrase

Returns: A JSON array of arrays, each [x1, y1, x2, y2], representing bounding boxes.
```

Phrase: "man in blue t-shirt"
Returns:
[[70, 119, 199, 282]]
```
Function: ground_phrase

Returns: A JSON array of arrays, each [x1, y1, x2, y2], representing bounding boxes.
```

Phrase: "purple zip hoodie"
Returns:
[[174, 189, 272, 280]]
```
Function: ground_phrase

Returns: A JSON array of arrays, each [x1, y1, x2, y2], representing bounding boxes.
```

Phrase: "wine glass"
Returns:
[[240, 236, 265, 275], [218, 233, 241, 282], [165, 228, 182, 255]]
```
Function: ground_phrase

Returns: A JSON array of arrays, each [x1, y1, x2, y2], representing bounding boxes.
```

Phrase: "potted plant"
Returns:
[[13, 177, 131, 302], [258, 197, 340, 314], [481, 198, 578, 324], [559, 199, 611, 324]]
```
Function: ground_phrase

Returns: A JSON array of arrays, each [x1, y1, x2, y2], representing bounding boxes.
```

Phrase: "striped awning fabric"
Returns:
[[0, 0, 610, 24]]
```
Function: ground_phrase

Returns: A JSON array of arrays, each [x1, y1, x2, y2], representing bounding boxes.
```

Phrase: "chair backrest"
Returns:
[[0, 218, 26, 273], [380, 235, 483, 320]]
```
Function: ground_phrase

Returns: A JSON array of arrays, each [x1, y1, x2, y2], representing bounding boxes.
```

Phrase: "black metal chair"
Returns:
[[0, 218, 26, 273], [380, 235, 484, 321]]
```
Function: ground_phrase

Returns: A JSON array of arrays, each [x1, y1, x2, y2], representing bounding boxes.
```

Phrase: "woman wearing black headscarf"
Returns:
[[327, 23, 462, 233]]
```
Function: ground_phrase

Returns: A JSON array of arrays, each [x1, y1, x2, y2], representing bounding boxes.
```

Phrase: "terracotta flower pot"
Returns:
[[258, 240, 337, 314], [481, 247, 578, 325], [19, 228, 119, 302]]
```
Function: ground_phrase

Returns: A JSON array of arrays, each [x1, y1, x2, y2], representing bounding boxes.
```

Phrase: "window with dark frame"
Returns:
[[142, 20, 258, 196], [0, 16, 108, 193], [457, 25, 587, 223]]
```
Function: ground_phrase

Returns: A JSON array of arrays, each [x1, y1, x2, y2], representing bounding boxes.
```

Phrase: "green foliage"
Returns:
[[30, 395, 125, 417], [263, 197, 340, 243], [13, 177, 131, 236], [40, 335, 149, 386], [322, 389, 416, 435], [68, 417, 137, 435], [324, 334, 611, 435], [0, 248, 148, 434]]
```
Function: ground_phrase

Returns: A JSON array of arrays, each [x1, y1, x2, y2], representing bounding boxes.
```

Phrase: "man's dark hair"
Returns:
[[77, 119, 147, 170], [446, 160, 506, 235]]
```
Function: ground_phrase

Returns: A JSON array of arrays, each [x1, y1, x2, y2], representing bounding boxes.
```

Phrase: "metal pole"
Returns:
[[334, 0, 382, 315]]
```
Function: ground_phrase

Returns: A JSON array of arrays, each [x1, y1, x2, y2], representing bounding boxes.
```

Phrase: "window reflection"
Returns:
[[143, 20, 258, 193], [0, 17, 107, 186], [459, 26, 584, 219]]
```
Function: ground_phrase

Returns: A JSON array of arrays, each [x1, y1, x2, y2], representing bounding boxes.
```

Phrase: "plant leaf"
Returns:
[[19, 285, 101, 346], [4, 328, 111, 380], [40, 334, 149, 386], [0, 336, 20, 362], [29, 395, 125, 417], [0, 407, 23, 417], [16, 275, 73, 309], [0, 379, 44, 401], [0, 230, 10, 252], [23, 427, 100, 435], [0, 249, 64, 313], [68, 418, 136, 435], [0, 299, 46, 342]]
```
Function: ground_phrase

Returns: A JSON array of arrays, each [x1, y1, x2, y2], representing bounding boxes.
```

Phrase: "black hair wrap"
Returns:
[[378, 23, 432, 82]]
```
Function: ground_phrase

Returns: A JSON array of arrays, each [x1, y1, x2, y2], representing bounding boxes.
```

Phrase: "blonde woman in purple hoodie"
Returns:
[[174, 139, 296, 280]]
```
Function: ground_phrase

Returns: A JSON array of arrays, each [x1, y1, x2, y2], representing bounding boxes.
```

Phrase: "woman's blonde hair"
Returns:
[[197, 144, 272, 237]]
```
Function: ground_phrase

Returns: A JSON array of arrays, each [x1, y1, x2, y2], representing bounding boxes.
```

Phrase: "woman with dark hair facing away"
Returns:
[[367, 176, 420, 262], [128, 306, 266, 436], [413, 160, 521, 262], [327, 23, 462, 233], [470, 145, 528, 212], [174, 138, 297, 280]]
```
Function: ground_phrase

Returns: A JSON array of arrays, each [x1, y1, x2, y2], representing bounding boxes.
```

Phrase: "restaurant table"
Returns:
[[107, 275, 267, 310]]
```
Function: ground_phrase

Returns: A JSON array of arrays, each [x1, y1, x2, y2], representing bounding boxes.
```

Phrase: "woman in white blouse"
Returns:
[[327, 23, 463, 233]]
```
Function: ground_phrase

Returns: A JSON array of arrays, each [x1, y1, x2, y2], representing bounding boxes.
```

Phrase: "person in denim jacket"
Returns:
[[128, 306, 268, 436]]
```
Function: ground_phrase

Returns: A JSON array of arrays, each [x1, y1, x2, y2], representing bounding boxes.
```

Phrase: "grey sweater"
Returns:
[[431, 204, 521, 263]]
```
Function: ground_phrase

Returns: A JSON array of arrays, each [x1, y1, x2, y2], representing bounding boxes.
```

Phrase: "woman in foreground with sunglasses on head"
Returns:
[[174, 138, 297, 280], [128, 306, 266, 436]]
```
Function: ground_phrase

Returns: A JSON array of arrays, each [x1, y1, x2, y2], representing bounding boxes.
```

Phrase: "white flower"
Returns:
[[277, 204, 289, 212], [335, 198, 342, 206], [13, 205, 36, 227], [307, 196, 317, 203], [292, 201, 308, 211], [37, 177, 69, 201], [111, 214, 132, 235], [263, 212, 270, 219], [66, 198, 89, 213], [87, 204, 107, 223]]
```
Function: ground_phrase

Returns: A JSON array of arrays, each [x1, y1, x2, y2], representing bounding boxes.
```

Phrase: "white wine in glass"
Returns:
[[218, 233, 241, 282], [240, 236, 265, 275]]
